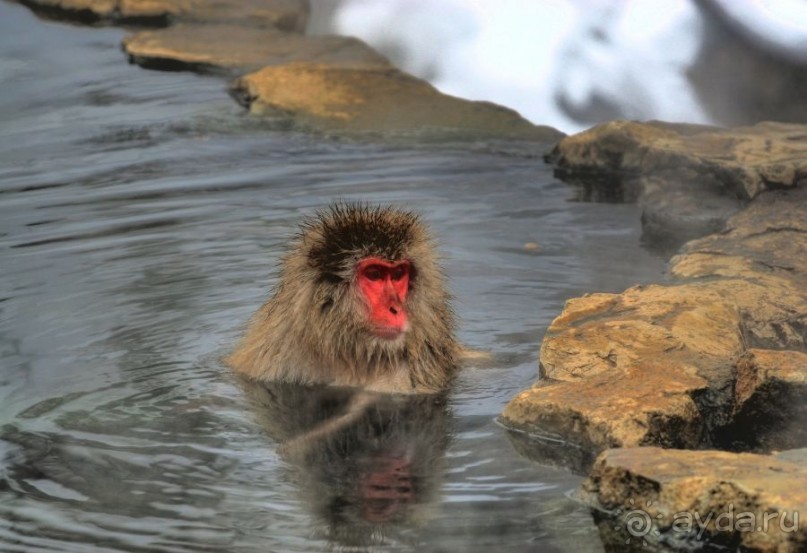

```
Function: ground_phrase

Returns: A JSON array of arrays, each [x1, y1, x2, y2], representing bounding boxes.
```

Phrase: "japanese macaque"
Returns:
[[227, 203, 460, 394]]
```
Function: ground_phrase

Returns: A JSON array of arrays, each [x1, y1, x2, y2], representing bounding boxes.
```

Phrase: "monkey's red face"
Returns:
[[357, 258, 410, 340]]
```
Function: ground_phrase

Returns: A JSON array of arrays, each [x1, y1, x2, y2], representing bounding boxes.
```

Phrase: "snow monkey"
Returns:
[[228, 203, 460, 394]]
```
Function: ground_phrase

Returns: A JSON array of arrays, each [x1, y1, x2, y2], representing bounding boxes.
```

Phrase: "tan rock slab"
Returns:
[[17, 0, 309, 30], [582, 447, 807, 552], [503, 277, 807, 468], [180, 0, 309, 31], [538, 282, 746, 382], [505, 363, 706, 454], [736, 349, 807, 404], [230, 62, 563, 140], [670, 187, 807, 351], [123, 24, 391, 73], [502, 187, 807, 469], [728, 349, 807, 451], [17, 0, 116, 20], [502, 280, 746, 470], [546, 120, 807, 200], [675, 186, 807, 279]]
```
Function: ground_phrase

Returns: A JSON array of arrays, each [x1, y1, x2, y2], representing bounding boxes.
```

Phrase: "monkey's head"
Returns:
[[284, 203, 456, 375]]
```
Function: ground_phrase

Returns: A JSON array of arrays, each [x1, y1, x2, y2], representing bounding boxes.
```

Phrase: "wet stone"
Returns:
[[546, 120, 807, 250], [502, 181, 807, 473], [123, 24, 391, 74], [581, 447, 807, 553], [16, 0, 310, 29], [546, 120, 807, 200], [230, 62, 564, 141]]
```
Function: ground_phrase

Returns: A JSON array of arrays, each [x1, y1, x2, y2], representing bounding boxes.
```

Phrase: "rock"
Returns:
[[22, 0, 563, 143], [16, 0, 117, 23], [180, 0, 309, 31], [674, 186, 807, 281], [123, 24, 391, 73], [546, 120, 807, 250], [502, 281, 740, 470], [547, 121, 807, 200], [503, 360, 707, 469], [726, 349, 807, 451], [16, 0, 309, 29], [672, 187, 807, 351], [582, 447, 807, 552], [230, 62, 563, 141], [501, 187, 807, 472], [18, 0, 116, 25], [639, 174, 744, 253]]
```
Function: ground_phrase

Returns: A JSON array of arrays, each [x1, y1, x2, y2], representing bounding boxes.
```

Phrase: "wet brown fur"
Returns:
[[227, 203, 459, 393]]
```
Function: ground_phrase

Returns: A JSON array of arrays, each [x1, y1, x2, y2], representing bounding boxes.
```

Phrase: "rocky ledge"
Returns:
[[229, 63, 560, 140], [582, 447, 807, 552], [11, 0, 562, 142], [502, 121, 807, 473], [546, 121, 807, 250], [514, 120, 807, 551], [120, 20, 560, 139], [16, 0, 309, 28], [16, 0, 561, 141], [122, 24, 391, 74]]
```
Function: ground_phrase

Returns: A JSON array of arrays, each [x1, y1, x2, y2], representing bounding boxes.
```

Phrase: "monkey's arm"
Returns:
[[458, 347, 496, 368]]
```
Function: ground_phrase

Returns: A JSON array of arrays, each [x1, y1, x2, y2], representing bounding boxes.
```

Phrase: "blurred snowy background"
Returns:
[[310, 0, 807, 133]]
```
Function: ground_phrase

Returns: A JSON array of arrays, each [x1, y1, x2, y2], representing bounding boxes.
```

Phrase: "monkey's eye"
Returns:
[[364, 267, 383, 281], [391, 266, 407, 281]]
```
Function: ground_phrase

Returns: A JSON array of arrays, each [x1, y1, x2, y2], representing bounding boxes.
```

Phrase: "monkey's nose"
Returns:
[[389, 305, 398, 315]]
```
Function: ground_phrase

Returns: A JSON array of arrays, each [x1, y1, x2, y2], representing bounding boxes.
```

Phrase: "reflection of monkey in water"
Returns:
[[240, 380, 453, 547]]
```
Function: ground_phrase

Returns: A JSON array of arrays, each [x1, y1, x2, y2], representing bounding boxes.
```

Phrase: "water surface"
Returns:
[[0, 3, 667, 551]]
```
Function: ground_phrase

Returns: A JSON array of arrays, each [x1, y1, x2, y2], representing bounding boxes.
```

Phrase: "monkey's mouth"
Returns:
[[371, 325, 407, 341]]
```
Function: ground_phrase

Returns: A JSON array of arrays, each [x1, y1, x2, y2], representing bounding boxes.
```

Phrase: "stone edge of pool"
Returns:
[[504, 120, 807, 552]]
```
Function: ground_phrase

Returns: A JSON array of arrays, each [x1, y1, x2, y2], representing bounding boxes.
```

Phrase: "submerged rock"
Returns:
[[502, 183, 807, 472], [16, 0, 309, 29], [230, 62, 563, 140], [582, 447, 807, 552], [546, 120, 807, 250], [123, 24, 390, 73]]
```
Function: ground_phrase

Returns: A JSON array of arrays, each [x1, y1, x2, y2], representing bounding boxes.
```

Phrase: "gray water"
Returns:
[[0, 3, 668, 551]]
